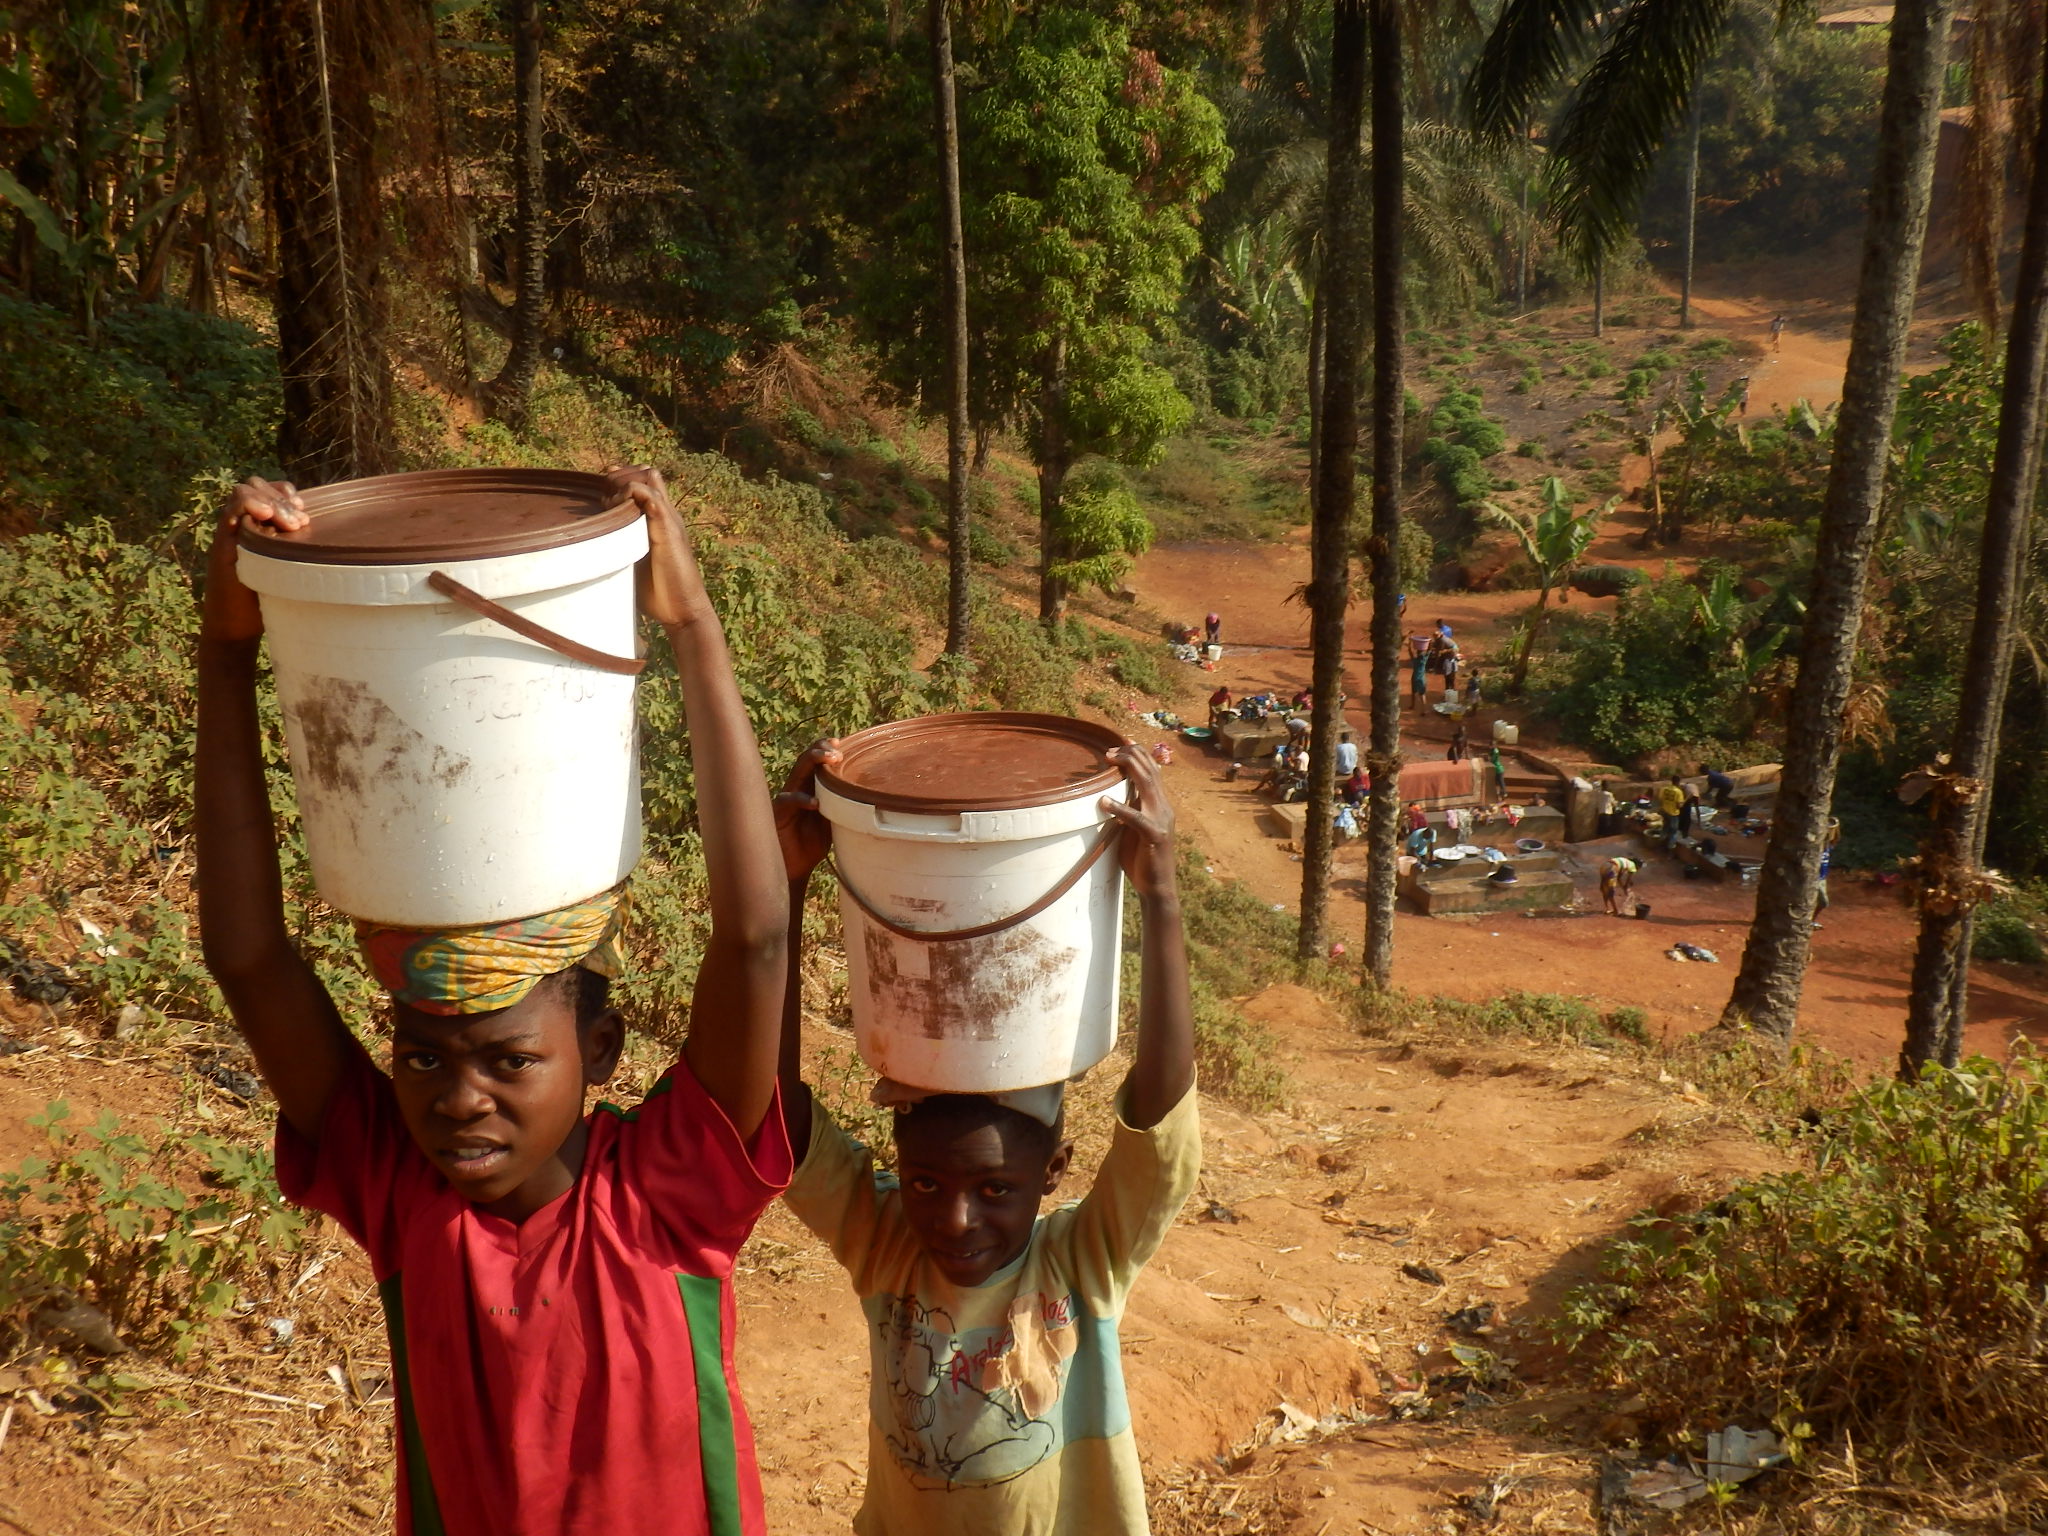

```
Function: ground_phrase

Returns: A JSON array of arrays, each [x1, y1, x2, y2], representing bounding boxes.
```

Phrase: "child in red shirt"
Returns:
[[197, 469, 790, 1536]]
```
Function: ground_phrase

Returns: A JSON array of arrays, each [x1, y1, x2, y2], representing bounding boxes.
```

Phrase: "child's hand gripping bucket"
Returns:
[[814, 713, 1130, 1093], [234, 468, 648, 927]]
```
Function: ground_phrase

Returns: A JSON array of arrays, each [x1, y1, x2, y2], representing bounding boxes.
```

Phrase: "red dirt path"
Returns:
[[1126, 533, 2048, 1072]]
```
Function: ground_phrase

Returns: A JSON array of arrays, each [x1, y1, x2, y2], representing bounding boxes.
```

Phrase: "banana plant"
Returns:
[[1693, 561, 1801, 733], [0, 5, 192, 340], [1484, 475, 1614, 694]]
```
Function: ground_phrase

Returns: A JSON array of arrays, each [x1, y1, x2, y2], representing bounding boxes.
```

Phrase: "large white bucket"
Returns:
[[815, 713, 1130, 1093], [235, 469, 647, 928]]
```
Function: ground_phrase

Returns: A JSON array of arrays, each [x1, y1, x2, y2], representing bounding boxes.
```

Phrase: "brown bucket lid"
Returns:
[[234, 468, 640, 565], [819, 712, 1127, 814]]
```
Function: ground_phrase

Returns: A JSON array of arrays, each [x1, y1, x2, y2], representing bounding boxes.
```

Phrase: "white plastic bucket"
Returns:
[[238, 511, 647, 928], [1493, 719, 1520, 746], [815, 713, 1129, 1093]]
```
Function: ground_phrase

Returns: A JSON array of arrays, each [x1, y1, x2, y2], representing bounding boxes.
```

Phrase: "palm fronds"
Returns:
[[1466, 0, 1606, 138]]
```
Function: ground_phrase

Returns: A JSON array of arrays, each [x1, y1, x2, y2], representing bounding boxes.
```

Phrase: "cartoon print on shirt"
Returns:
[[876, 1290, 1082, 1488]]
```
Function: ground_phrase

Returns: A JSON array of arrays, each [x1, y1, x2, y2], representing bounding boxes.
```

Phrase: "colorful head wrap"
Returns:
[[356, 882, 628, 1016]]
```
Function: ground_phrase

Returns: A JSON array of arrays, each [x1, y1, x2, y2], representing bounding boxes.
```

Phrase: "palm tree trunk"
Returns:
[[1902, 27, 2048, 1076], [1680, 95, 1702, 329], [1720, 0, 1957, 1044], [1037, 337, 1071, 626], [1592, 258, 1604, 337], [1297, 0, 1369, 962], [1306, 290, 1326, 520], [931, 0, 973, 657], [1516, 162, 1529, 312], [249, 0, 394, 482], [1360, 0, 1405, 988], [488, 0, 546, 429]]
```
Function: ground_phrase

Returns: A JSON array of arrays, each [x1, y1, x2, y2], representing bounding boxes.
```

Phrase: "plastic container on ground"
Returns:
[[236, 468, 647, 928], [1492, 719, 1520, 745], [814, 713, 1129, 1094]]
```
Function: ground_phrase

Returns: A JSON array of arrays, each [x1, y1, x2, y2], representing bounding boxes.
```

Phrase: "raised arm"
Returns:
[[618, 467, 788, 1138], [196, 480, 360, 1140], [1099, 745, 1195, 1130], [771, 738, 841, 1161]]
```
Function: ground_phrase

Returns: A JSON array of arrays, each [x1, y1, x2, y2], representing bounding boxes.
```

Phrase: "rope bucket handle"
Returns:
[[428, 570, 646, 677], [829, 817, 1123, 944]]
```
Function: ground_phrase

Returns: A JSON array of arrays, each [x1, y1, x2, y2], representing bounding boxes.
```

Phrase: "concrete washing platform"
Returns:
[[1258, 799, 1566, 851], [1400, 851, 1577, 915]]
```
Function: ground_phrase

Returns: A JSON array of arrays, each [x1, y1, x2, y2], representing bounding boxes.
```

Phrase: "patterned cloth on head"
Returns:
[[356, 882, 628, 1015]]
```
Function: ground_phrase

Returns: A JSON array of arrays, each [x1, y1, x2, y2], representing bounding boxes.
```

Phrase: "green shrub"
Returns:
[[1973, 903, 2045, 964], [0, 297, 279, 534], [1536, 576, 1746, 761], [1430, 386, 1508, 459], [1422, 440, 1491, 508], [1, 1101, 305, 1357], [1515, 439, 1544, 459], [1561, 1056, 2048, 1468], [1076, 627, 1172, 697], [968, 523, 1017, 566], [780, 404, 830, 451]]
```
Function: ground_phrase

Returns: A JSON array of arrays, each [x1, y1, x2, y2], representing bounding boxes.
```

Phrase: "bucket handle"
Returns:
[[427, 571, 646, 677], [830, 818, 1123, 944]]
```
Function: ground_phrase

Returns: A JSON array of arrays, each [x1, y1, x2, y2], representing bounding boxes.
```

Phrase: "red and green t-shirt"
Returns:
[[277, 1046, 790, 1536]]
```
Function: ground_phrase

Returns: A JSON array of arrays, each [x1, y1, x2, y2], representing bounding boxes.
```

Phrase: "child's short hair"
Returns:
[[892, 1092, 1066, 1163], [549, 963, 613, 1029]]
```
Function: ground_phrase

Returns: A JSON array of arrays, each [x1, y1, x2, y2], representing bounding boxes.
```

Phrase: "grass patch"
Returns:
[[1132, 428, 1303, 542]]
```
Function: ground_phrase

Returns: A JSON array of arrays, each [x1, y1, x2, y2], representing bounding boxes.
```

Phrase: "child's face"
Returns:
[[895, 1115, 1073, 1288], [388, 982, 621, 1218]]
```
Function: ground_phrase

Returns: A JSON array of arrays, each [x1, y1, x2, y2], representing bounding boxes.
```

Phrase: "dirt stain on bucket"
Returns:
[[290, 676, 474, 802], [863, 923, 1078, 1043]]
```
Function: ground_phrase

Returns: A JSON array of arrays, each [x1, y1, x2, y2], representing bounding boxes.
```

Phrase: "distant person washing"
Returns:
[[1600, 856, 1639, 916], [1447, 723, 1468, 762], [1205, 611, 1222, 646], [1410, 650, 1428, 714]]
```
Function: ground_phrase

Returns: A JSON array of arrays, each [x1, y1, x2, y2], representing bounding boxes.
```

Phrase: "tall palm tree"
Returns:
[[246, 0, 417, 481], [1297, 0, 1368, 962], [1720, 0, 1959, 1044], [931, 0, 972, 658], [1902, 15, 2048, 1074], [488, 0, 546, 430], [1359, 0, 1405, 988]]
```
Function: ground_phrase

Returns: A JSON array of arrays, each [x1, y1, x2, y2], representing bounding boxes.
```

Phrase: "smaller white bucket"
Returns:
[[236, 469, 647, 928], [815, 713, 1129, 1094]]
